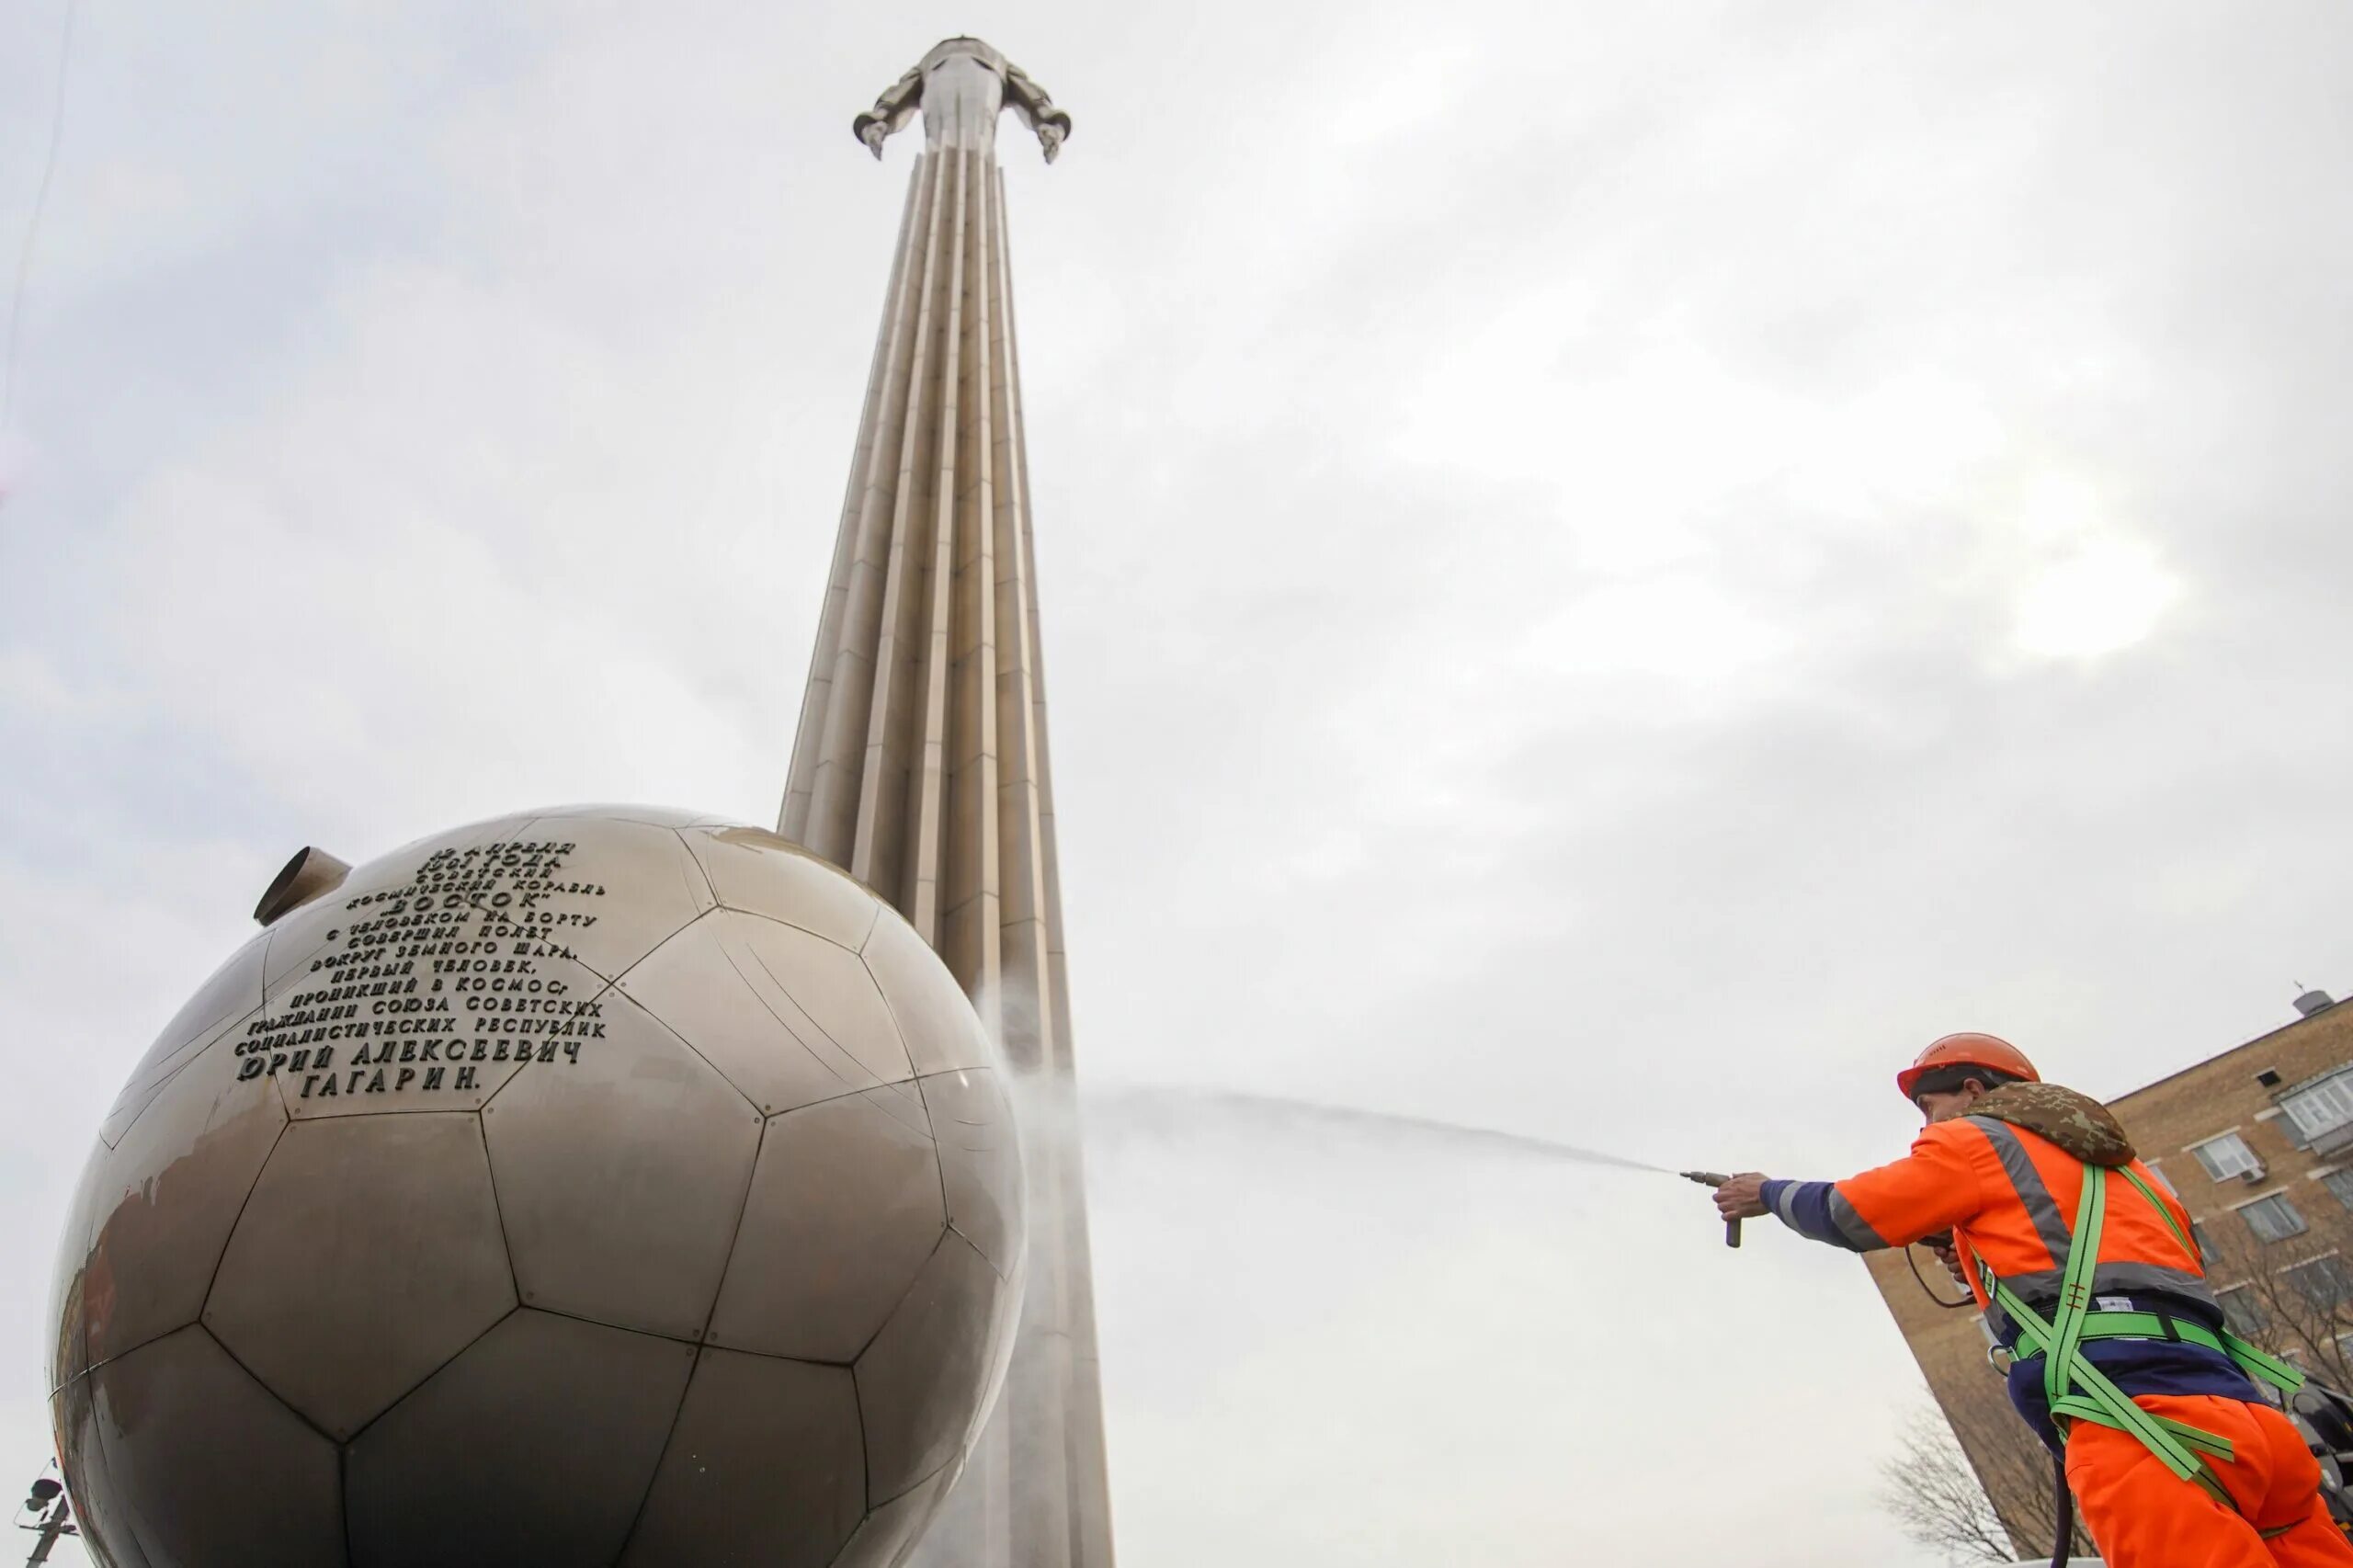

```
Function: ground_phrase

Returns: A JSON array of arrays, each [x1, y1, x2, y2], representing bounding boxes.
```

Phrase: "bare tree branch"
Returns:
[[2197, 1213, 2353, 1391], [1879, 1396, 2092, 1564]]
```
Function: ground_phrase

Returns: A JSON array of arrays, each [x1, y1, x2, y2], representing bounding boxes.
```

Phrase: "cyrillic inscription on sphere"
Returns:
[[235, 837, 611, 1100]]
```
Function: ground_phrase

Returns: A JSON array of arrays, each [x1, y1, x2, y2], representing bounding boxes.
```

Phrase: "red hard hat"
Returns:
[[1896, 1032, 2040, 1102]]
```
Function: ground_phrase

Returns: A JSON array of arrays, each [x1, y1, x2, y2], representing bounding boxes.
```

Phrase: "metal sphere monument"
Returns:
[[41, 31, 1114, 1568], [49, 808, 1026, 1566]]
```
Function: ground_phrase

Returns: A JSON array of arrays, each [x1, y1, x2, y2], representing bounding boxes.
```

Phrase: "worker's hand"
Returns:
[[1712, 1173, 1770, 1221], [1928, 1239, 1968, 1287]]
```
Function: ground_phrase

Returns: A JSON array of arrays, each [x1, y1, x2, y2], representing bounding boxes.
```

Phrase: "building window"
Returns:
[[2192, 1221, 2217, 1259], [2146, 1160, 2179, 1196], [2219, 1285, 2268, 1337], [2192, 1132, 2263, 1181], [2241, 1192, 2309, 1244], [2323, 1169, 2353, 1211], [2284, 1256, 2353, 1312], [2283, 1074, 2353, 1142]]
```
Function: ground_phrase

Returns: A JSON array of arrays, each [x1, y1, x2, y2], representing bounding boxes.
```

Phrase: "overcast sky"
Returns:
[[5, 3, 2352, 1564]]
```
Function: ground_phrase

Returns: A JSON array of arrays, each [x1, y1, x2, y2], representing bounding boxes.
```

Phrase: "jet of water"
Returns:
[[1078, 1082, 1672, 1176]]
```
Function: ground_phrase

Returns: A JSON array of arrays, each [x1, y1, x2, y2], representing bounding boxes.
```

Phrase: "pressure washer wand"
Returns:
[[1681, 1171, 1742, 1248]]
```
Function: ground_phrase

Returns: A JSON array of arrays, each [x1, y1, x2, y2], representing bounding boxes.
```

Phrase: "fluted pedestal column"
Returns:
[[779, 37, 1114, 1568]]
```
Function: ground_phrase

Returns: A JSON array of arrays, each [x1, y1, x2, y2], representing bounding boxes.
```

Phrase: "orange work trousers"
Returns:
[[2067, 1394, 2353, 1567]]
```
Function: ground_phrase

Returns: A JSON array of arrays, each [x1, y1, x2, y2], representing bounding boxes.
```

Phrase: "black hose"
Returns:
[[2050, 1449, 2075, 1566], [1904, 1242, 1976, 1310]]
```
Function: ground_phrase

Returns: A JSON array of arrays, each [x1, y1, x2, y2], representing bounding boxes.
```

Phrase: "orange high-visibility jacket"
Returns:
[[1764, 1112, 2222, 1319], [1762, 1112, 2261, 1448]]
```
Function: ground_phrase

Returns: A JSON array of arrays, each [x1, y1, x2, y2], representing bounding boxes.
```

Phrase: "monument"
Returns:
[[779, 38, 1114, 1568], [48, 808, 1027, 1566], [40, 37, 1108, 1568]]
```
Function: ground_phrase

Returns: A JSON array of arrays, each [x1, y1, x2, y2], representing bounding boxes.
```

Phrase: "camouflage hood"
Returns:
[[1971, 1081, 2136, 1167]]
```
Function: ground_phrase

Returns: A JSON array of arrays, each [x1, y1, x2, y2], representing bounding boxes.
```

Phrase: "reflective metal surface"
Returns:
[[920, 1068, 1026, 1278], [204, 1112, 517, 1438], [862, 913, 995, 1076], [850, 37, 1069, 163], [94, 1325, 346, 1568], [482, 989, 761, 1339], [51, 1377, 150, 1568], [620, 907, 915, 1116], [97, 932, 266, 1146], [346, 1310, 694, 1568], [856, 1232, 1006, 1500], [708, 1086, 948, 1363], [682, 824, 882, 949], [83, 1055, 288, 1371], [620, 1349, 863, 1568], [505, 814, 716, 983], [525, 802, 731, 830], [44, 1148, 97, 1393], [834, 1466, 958, 1568], [50, 807, 1023, 1567]]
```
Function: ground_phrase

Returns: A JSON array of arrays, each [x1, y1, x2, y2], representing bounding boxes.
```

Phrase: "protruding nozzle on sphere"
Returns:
[[854, 37, 1071, 164], [254, 846, 351, 926]]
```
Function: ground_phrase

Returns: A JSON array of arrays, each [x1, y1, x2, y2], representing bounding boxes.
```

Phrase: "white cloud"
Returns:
[[1523, 574, 1795, 695], [1980, 472, 2186, 664], [2010, 532, 2181, 662]]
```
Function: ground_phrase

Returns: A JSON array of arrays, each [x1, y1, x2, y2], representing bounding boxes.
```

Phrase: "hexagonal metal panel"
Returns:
[[854, 1231, 1006, 1501], [620, 909, 915, 1117], [205, 1113, 517, 1439], [346, 1310, 693, 1568], [482, 988, 760, 1338], [618, 1348, 863, 1568], [861, 913, 994, 1076], [100, 931, 267, 1142], [680, 824, 881, 949], [52, 1377, 153, 1568], [833, 1465, 957, 1568], [756, 915, 925, 1084], [920, 1068, 1026, 1278], [506, 812, 715, 983], [93, 1325, 345, 1568], [80, 1054, 289, 1370], [707, 1088, 946, 1364]]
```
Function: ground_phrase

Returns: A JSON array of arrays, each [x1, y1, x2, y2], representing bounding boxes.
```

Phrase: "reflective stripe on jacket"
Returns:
[[1761, 1112, 2221, 1321], [1760, 1113, 2256, 1446]]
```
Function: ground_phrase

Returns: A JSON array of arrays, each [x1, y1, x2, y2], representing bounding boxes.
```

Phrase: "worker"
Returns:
[[1711, 1033, 2353, 1567]]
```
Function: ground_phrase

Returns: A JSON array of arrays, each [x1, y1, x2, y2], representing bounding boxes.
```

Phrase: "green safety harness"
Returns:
[[1976, 1162, 2306, 1518]]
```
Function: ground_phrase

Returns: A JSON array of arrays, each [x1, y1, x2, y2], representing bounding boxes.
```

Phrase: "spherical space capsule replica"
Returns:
[[47, 807, 1027, 1568]]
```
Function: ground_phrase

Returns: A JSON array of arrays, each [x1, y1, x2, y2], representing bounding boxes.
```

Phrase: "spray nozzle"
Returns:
[[1679, 1171, 1743, 1249]]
